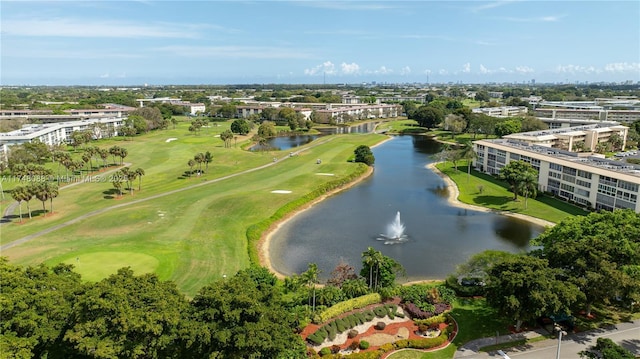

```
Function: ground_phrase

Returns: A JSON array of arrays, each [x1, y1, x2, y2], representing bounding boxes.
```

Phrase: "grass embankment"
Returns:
[[435, 161, 588, 224], [1, 119, 386, 296]]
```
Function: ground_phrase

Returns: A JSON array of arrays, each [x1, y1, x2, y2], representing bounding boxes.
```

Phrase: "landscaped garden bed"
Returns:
[[302, 285, 458, 358]]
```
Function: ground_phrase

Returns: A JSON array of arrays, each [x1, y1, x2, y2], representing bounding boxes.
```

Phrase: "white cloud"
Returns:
[[99, 73, 110, 78], [305, 61, 336, 76], [515, 66, 535, 74], [479, 65, 490, 74], [554, 64, 599, 74], [439, 69, 449, 75], [462, 63, 471, 73], [604, 62, 640, 73], [2, 18, 206, 38], [424, 69, 432, 75], [500, 15, 564, 22], [341, 62, 361, 74], [365, 66, 391, 75], [400, 66, 411, 75]]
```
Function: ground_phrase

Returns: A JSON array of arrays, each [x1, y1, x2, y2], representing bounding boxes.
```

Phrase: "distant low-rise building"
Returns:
[[472, 106, 528, 118]]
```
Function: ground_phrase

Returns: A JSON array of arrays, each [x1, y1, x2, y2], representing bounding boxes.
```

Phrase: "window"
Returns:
[[550, 163, 562, 171]]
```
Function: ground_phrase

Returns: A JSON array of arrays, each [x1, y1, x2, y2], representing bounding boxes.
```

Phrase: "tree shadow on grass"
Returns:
[[103, 188, 118, 199], [471, 195, 514, 209]]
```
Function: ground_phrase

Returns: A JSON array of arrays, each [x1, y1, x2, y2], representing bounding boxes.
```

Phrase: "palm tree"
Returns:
[[194, 152, 204, 174], [109, 146, 120, 166], [127, 171, 138, 195], [187, 159, 196, 176], [204, 151, 213, 171], [519, 171, 538, 209], [119, 147, 128, 165], [99, 148, 109, 169], [112, 174, 123, 197], [135, 168, 145, 191], [33, 182, 57, 215], [301, 263, 320, 312], [11, 186, 26, 222], [459, 141, 477, 183], [362, 247, 384, 290]]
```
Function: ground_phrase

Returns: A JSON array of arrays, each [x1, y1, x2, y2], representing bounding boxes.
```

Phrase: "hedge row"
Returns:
[[247, 162, 369, 264], [307, 304, 404, 346], [315, 293, 382, 324]]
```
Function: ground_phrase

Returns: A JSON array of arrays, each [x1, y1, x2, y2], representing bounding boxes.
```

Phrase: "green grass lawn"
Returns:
[[1, 122, 386, 296], [436, 160, 588, 224]]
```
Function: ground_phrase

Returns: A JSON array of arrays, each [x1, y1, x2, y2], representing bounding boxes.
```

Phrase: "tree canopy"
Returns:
[[499, 160, 539, 200]]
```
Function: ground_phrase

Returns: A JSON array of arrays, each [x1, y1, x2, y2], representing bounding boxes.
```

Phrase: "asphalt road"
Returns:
[[459, 320, 640, 359]]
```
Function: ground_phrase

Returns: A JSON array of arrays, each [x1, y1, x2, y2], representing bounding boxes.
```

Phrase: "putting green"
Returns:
[[63, 252, 159, 282]]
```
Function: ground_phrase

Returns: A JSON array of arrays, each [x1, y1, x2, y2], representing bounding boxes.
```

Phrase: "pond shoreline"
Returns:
[[258, 137, 554, 281]]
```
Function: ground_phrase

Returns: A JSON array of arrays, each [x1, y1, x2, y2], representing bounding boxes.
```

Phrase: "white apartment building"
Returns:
[[535, 108, 640, 123], [503, 124, 628, 152], [473, 139, 640, 212], [313, 104, 402, 124], [0, 117, 124, 162], [472, 106, 528, 118]]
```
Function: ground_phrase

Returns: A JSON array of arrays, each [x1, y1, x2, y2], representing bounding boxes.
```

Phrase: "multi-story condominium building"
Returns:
[[471, 106, 528, 118], [534, 108, 640, 123], [503, 124, 628, 152], [0, 117, 124, 162], [473, 139, 640, 212], [312, 104, 402, 124]]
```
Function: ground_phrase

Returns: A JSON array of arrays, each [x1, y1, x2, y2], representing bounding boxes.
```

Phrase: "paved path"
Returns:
[[1, 138, 334, 251], [455, 320, 640, 359]]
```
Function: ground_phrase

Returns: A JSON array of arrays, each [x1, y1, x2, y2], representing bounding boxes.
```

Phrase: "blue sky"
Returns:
[[1, 1, 639, 85]]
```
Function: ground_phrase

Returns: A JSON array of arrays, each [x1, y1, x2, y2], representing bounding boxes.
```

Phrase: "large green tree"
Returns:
[[230, 119, 251, 135], [494, 119, 522, 137], [535, 210, 640, 315], [485, 255, 583, 331], [499, 160, 538, 200], [185, 268, 306, 359], [354, 145, 375, 166], [64, 268, 188, 358], [0, 259, 83, 358], [413, 106, 444, 130]]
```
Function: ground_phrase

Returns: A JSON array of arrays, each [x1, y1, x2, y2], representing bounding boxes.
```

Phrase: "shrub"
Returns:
[[418, 323, 429, 332], [359, 340, 370, 350], [402, 302, 433, 319], [315, 293, 381, 324], [375, 322, 386, 330], [348, 329, 358, 339], [319, 347, 331, 356], [349, 340, 360, 350], [331, 345, 341, 354]]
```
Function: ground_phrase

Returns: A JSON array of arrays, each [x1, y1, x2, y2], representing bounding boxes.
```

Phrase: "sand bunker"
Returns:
[[165, 138, 177, 143], [271, 190, 292, 194]]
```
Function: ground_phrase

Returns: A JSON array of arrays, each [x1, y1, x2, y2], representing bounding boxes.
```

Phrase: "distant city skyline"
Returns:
[[1, 1, 639, 86]]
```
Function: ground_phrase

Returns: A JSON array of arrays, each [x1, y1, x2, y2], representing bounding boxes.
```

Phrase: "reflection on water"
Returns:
[[251, 134, 321, 151], [269, 135, 544, 281]]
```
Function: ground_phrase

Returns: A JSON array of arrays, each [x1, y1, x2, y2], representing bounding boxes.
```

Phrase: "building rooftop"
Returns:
[[480, 139, 640, 178]]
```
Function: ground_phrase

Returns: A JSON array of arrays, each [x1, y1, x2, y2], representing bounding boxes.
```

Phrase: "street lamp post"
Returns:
[[555, 325, 567, 359]]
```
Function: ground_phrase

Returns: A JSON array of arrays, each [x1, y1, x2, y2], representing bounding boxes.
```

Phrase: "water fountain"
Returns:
[[377, 211, 408, 244]]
